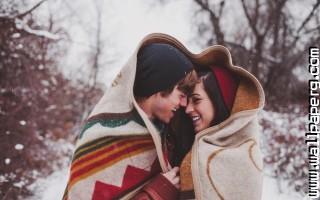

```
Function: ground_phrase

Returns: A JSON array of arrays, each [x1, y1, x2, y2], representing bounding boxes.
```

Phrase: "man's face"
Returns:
[[151, 85, 187, 124]]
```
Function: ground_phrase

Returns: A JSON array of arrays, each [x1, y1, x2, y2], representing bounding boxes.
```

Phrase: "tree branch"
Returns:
[[297, 0, 320, 34], [254, 0, 260, 23], [218, 0, 225, 17], [15, 19, 60, 40], [15, 0, 47, 19], [194, 0, 225, 44], [288, 0, 320, 50], [241, 0, 259, 36]]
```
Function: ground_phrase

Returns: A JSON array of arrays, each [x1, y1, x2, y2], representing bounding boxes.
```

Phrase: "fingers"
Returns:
[[171, 176, 180, 185], [167, 167, 179, 177], [173, 176, 180, 189], [162, 167, 180, 189], [168, 167, 179, 177], [171, 166, 179, 174]]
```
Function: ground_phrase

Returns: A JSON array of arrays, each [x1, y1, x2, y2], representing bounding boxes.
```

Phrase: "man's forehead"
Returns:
[[174, 85, 182, 91]]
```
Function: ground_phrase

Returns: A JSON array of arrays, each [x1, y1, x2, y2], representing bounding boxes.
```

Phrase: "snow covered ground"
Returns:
[[26, 168, 69, 200], [262, 176, 305, 200], [27, 166, 304, 200]]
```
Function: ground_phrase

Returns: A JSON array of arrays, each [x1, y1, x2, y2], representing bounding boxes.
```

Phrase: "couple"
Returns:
[[63, 33, 265, 200]]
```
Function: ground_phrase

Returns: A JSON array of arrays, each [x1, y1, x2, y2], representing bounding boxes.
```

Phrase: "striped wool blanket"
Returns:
[[63, 111, 162, 200]]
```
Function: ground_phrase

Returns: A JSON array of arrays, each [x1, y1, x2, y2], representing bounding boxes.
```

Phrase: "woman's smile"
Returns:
[[191, 115, 201, 126]]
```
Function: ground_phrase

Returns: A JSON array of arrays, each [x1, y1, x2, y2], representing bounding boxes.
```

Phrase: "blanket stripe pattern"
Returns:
[[63, 111, 161, 200]]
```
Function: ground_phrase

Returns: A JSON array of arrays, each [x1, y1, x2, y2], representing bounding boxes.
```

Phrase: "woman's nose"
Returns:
[[185, 103, 193, 114]]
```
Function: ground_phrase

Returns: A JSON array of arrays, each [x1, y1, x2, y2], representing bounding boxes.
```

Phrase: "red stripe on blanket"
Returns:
[[71, 137, 152, 170], [69, 142, 154, 185]]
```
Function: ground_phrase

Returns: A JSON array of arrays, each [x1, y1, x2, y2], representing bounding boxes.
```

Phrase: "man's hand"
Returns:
[[162, 166, 180, 189]]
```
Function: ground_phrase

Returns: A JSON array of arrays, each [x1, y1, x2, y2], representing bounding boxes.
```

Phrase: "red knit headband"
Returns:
[[211, 66, 239, 111]]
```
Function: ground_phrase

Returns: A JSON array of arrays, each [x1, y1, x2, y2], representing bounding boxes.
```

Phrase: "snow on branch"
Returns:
[[15, 18, 60, 40]]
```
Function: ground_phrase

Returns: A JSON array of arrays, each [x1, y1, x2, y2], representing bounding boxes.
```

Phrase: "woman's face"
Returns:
[[186, 81, 215, 133]]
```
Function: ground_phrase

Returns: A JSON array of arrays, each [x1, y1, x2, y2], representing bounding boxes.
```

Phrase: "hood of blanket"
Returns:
[[90, 32, 264, 129], [87, 33, 265, 172]]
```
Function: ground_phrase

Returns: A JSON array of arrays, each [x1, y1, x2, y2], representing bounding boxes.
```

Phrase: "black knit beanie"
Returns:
[[134, 43, 193, 97]]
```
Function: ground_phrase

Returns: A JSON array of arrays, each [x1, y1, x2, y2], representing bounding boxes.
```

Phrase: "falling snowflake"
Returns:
[[41, 80, 50, 87], [5, 158, 11, 165], [38, 64, 44, 70], [16, 44, 23, 49], [15, 144, 24, 150], [19, 120, 26, 126], [11, 33, 21, 38]]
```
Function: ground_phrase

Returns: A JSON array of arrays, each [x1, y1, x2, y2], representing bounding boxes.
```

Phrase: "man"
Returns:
[[63, 39, 197, 200], [134, 43, 196, 124], [132, 43, 198, 199]]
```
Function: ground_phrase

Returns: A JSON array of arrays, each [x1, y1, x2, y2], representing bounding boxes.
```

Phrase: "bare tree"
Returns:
[[192, 0, 320, 108], [190, 0, 319, 196], [194, 0, 226, 45], [0, 1, 102, 199], [88, 0, 104, 87], [240, 0, 273, 75]]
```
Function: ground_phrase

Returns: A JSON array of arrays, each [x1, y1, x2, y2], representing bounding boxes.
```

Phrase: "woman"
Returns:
[[179, 64, 265, 200], [186, 67, 239, 132]]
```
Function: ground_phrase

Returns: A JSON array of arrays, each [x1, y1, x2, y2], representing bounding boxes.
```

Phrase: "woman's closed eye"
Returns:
[[189, 95, 202, 105], [192, 97, 201, 104]]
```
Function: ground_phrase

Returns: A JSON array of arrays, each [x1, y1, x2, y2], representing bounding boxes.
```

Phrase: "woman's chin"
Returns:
[[194, 122, 212, 133], [194, 125, 204, 133]]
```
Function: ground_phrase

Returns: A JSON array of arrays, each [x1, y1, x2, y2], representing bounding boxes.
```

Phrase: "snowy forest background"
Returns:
[[0, 0, 318, 199]]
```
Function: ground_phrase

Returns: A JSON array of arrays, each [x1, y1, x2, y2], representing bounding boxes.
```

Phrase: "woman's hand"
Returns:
[[162, 166, 180, 189]]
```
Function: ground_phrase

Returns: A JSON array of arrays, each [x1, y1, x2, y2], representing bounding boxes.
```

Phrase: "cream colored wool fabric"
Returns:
[[176, 41, 265, 199], [64, 33, 265, 200]]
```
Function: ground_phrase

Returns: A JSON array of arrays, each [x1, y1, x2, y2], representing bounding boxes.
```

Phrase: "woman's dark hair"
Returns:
[[168, 108, 195, 166], [167, 70, 237, 166], [199, 71, 230, 126]]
